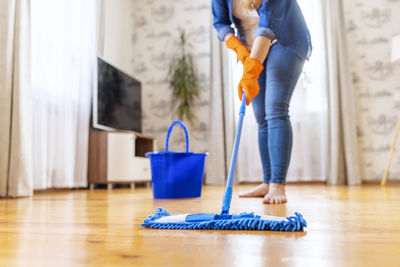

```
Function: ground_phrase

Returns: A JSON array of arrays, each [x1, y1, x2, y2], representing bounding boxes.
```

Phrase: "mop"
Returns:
[[141, 93, 307, 231]]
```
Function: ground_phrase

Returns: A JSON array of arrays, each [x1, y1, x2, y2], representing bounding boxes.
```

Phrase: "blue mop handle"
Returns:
[[221, 93, 247, 215]]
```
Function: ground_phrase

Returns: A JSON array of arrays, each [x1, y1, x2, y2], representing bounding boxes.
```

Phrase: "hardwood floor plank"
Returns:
[[0, 184, 399, 266]]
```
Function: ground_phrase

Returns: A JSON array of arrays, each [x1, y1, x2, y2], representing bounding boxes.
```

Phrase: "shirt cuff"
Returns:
[[255, 27, 275, 40], [217, 25, 234, 41]]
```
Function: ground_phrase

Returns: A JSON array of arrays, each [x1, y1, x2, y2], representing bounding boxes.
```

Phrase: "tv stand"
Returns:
[[88, 128, 156, 189]]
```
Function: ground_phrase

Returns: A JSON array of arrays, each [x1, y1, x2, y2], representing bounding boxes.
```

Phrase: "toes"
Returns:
[[263, 195, 276, 204], [277, 197, 287, 204], [263, 194, 288, 204], [263, 196, 287, 204]]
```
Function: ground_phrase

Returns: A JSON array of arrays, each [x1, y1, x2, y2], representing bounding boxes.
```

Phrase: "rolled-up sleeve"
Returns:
[[255, 27, 275, 39], [255, 1, 275, 40], [212, 0, 234, 41], [216, 25, 234, 41]]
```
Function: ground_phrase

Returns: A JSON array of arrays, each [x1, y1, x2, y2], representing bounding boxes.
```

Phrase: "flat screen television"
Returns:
[[93, 57, 142, 132]]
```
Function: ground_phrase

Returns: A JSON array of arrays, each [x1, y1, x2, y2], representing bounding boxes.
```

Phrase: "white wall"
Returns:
[[100, 0, 135, 74]]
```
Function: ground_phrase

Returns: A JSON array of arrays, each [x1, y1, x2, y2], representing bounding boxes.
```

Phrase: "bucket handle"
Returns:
[[165, 120, 189, 153]]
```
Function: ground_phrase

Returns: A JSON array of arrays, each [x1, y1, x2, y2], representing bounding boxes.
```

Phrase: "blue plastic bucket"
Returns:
[[145, 121, 207, 199]]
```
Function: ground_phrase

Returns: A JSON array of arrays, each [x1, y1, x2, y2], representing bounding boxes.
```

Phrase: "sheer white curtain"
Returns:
[[237, 0, 328, 183], [207, 27, 237, 184], [31, 0, 96, 189], [287, 0, 328, 182]]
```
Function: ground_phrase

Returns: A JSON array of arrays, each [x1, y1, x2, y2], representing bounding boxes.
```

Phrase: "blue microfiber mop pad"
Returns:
[[141, 208, 307, 231]]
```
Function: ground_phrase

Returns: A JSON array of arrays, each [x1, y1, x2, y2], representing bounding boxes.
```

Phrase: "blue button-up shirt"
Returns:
[[212, 0, 312, 60]]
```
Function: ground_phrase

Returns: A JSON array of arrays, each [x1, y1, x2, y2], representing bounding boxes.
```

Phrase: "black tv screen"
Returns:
[[94, 57, 141, 132]]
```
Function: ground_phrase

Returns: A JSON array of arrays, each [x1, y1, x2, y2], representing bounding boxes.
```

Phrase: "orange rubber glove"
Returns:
[[238, 57, 264, 105], [226, 36, 250, 64]]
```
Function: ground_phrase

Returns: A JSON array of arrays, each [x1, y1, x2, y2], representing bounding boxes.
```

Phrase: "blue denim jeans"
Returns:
[[251, 43, 305, 185]]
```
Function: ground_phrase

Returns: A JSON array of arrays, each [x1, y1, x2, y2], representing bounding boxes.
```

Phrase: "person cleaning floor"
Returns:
[[212, 0, 312, 204]]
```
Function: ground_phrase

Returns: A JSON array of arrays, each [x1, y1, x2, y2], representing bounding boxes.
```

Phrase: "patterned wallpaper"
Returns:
[[129, 0, 211, 153], [343, 0, 400, 181], [104, 0, 400, 182]]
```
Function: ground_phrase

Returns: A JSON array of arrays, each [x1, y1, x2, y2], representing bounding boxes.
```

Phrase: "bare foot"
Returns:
[[263, 183, 287, 204], [239, 183, 269, 198]]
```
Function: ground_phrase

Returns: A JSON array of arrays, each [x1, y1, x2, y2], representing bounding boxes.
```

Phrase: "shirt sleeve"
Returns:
[[212, 0, 235, 41], [255, 1, 276, 40]]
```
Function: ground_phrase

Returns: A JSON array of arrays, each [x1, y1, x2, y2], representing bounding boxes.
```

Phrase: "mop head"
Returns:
[[141, 208, 307, 231]]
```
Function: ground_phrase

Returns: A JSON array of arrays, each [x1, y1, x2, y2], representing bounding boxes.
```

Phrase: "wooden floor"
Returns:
[[1, 184, 400, 267]]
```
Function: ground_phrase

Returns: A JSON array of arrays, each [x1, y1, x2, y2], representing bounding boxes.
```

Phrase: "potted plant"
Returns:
[[167, 29, 199, 122]]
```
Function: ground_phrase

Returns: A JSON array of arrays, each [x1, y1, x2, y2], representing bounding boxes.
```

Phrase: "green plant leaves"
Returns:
[[167, 30, 199, 122]]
